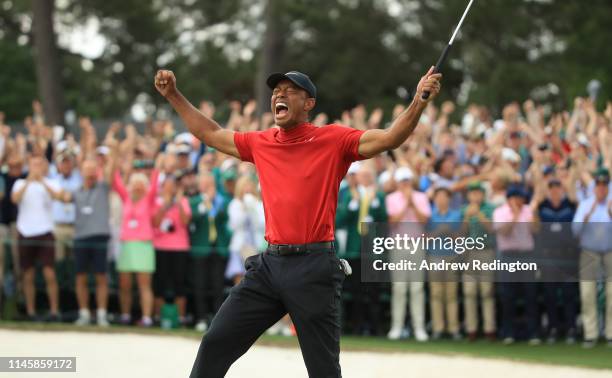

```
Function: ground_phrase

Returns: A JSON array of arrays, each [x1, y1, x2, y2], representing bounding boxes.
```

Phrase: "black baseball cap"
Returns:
[[266, 71, 317, 99]]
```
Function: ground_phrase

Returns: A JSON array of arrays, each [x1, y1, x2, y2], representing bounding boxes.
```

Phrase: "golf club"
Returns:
[[422, 0, 475, 100]]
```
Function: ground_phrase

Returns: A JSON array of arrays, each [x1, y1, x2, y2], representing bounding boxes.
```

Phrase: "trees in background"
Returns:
[[31, 0, 65, 126], [0, 0, 610, 123]]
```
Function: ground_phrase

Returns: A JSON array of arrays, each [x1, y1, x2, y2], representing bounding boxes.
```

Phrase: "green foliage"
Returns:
[[0, 0, 610, 122], [0, 39, 37, 121]]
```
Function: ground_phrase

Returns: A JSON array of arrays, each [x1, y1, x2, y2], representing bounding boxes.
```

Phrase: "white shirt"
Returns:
[[12, 178, 60, 237], [228, 194, 265, 254]]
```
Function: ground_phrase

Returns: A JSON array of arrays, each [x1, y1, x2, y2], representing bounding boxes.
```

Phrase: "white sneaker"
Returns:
[[74, 309, 91, 326], [414, 328, 429, 342], [195, 320, 208, 333], [96, 309, 109, 327], [387, 327, 402, 340], [528, 338, 542, 346]]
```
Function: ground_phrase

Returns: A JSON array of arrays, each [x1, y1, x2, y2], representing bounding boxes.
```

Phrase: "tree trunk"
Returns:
[[32, 0, 65, 126], [255, 0, 285, 117]]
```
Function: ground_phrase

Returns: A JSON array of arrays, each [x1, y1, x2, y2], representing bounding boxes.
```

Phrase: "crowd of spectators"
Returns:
[[0, 96, 610, 347]]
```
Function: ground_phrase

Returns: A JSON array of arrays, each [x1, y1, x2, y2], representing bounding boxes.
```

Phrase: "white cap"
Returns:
[[493, 119, 505, 131], [220, 158, 237, 173], [577, 133, 589, 147], [56, 140, 69, 154], [175, 144, 192, 155], [174, 132, 193, 145], [347, 162, 361, 175], [96, 146, 110, 156], [475, 123, 487, 135], [378, 170, 392, 186], [394, 166, 414, 182], [501, 147, 521, 163]]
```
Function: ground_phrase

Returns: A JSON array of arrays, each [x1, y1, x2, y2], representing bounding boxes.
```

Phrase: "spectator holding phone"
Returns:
[[152, 174, 192, 325], [11, 155, 67, 321]]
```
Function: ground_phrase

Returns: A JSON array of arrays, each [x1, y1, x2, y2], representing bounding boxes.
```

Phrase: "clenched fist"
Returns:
[[415, 66, 443, 104], [155, 70, 177, 98]]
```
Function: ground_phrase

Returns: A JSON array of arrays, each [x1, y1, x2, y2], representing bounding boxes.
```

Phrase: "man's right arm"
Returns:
[[154, 70, 241, 159]]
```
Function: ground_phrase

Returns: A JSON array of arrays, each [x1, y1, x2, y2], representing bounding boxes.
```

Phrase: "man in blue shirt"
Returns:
[[427, 186, 462, 340], [572, 168, 612, 347], [49, 150, 83, 262]]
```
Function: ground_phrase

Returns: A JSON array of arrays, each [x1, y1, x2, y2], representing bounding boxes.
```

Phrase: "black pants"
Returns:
[[498, 251, 540, 339], [154, 250, 189, 299], [543, 282, 578, 335], [499, 282, 540, 339], [192, 253, 227, 321], [189, 250, 345, 378]]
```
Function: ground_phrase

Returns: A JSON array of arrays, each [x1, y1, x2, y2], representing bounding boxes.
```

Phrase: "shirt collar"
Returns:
[[275, 122, 315, 143]]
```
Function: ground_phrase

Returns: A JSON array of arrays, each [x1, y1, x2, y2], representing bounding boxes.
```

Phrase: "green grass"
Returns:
[[1, 321, 611, 371]]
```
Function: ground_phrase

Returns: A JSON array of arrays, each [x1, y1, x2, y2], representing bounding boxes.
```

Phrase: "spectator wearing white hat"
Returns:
[[385, 166, 431, 341], [174, 143, 194, 171]]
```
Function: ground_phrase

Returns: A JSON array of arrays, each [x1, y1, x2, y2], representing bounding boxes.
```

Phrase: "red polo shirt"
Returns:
[[234, 122, 366, 244]]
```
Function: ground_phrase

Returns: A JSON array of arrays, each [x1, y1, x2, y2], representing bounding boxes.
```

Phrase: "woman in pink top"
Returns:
[[112, 167, 159, 327], [152, 174, 192, 323]]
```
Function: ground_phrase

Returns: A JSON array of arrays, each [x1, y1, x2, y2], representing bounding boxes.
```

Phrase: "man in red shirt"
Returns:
[[155, 68, 441, 378]]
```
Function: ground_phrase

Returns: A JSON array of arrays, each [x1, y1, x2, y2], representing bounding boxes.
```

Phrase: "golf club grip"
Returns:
[[422, 44, 452, 100]]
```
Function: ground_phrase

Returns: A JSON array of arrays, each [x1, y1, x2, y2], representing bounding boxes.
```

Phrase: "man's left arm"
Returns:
[[358, 67, 442, 158]]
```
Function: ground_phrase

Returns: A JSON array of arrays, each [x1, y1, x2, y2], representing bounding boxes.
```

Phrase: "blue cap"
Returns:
[[542, 165, 555, 176], [506, 184, 528, 199], [266, 71, 317, 98]]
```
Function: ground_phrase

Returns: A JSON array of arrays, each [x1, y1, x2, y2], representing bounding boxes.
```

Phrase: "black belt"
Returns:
[[266, 241, 334, 256]]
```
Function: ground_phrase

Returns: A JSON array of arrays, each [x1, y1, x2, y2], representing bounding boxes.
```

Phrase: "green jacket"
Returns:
[[460, 201, 497, 249], [189, 193, 232, 257], [336, 189, 387, 259]]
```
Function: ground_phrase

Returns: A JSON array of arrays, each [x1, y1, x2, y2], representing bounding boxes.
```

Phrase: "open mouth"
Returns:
[[275, 102, 289, 117]]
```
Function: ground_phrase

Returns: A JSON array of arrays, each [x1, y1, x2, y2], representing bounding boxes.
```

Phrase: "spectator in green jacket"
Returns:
[[189, 172, 231, 332], [336, 162, 386, 335], [461, 181, 497, 341]]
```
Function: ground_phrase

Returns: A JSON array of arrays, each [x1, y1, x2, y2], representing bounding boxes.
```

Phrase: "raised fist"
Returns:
[[154, 70, 177, 98]]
